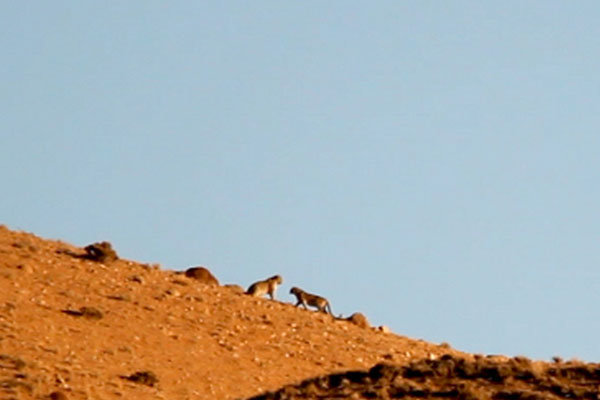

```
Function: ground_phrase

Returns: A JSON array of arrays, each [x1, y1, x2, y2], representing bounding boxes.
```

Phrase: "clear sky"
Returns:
[[2, 2, 600, 361]]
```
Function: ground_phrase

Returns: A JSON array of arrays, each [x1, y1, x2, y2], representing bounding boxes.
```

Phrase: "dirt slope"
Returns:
[[3, 225, 599, 400], [0, 225, 461, 400]]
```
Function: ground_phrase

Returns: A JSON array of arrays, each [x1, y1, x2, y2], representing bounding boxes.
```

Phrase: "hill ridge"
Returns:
[[0, 225, 459, 399]]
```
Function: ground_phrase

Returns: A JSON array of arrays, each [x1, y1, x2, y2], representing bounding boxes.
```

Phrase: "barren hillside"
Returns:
[[0, 225, 461, 399], [1, 225, 598, 400]]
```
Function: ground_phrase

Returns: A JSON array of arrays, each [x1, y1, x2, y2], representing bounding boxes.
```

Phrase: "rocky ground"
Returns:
[[249, 355, 600, 399], [0, 225, 597, 400]]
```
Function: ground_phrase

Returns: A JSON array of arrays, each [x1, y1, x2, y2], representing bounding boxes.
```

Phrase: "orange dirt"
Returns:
[[0, 225, 597, 400]]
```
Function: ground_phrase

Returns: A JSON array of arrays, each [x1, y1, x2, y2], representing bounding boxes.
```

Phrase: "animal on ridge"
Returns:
[[246, 275, 283, 300], [289, 286, 333, 315]]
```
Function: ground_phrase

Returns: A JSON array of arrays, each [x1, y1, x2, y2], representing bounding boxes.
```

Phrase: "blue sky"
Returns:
[[2, 2, 600, 360]]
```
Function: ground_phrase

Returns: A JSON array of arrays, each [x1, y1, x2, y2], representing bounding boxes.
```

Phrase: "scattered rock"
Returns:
[[12, 241, 38, 252], [120, 370, 158, 387], [83, 241, 118, 262], [49, 390, 68, 400], [15, 264, 32, 273], [61, 307, 103, 320], [0, 378, 33, 393], [7, 225, 600, 400], [107, 294, 131, 302], [0, 354, 26, 369], [184, 266, 219, 286]]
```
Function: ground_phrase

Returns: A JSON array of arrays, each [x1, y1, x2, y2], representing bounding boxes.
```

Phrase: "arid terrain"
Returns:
[[0, 225, 598, 400]]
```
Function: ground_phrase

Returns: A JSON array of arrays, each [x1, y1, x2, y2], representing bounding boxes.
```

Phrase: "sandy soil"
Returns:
[[0, 225, 463, 400]]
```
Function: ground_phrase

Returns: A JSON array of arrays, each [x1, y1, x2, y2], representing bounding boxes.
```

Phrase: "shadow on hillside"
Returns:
[[246, 354, 600, 399]]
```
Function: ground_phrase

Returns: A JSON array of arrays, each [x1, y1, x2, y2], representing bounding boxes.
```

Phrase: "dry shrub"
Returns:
[[84, 241, 118, 262]]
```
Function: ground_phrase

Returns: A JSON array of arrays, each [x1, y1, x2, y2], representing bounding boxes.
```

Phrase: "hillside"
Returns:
[[0, 225, 461, 399], [0, 225, 598, 400]]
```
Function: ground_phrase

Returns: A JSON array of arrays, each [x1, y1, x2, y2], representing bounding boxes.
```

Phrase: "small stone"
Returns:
[[120, 370, 158, 387], [61, 307, 103, 320], [346, 312, 370, 328], [184, 266, 219, 286], [16, 264, 32, 273], [50, 391, 68, 400]]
